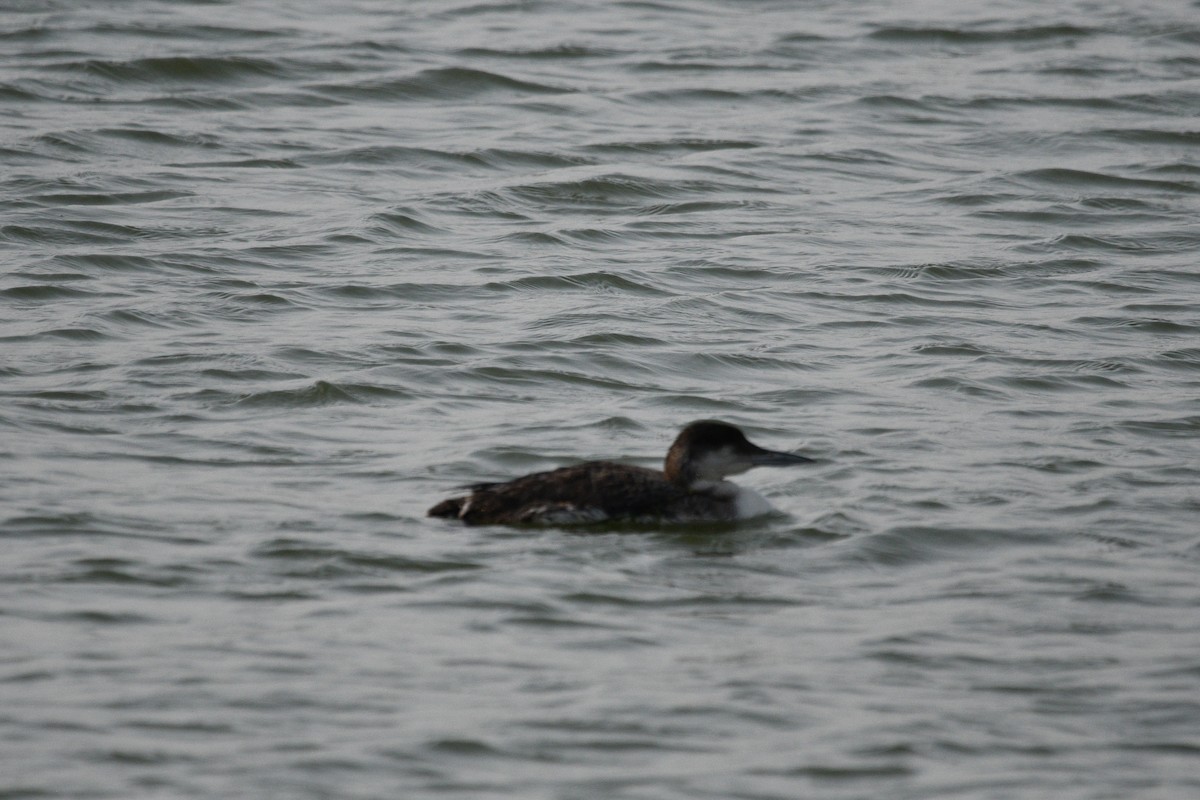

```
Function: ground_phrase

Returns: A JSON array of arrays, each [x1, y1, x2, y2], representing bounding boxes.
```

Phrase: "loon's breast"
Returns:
[[427, 461, 778, 526]]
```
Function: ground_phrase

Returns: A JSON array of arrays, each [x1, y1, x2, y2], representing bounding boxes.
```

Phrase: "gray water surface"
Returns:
[[3, 1, 1199, 798]]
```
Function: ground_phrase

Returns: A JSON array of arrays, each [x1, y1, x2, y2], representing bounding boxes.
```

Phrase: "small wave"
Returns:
[[869, 24, 1095, 44], [21, 390, 110, 403], [1035, 233, 1197, 255], [1004, 257, 1105, 277], [65, 54, 290, 85], [0, 83, 42, 102], [308, 282, 469, 305], [0, 326, 112, 343], [307, 145, 584, 174], [625, 86, 795, 106], [909, 376, 1009, 400], [2, 511, 174, 540], [757, 763, 915, 779], [852, 525, 1046, 567], [304, 144, 466, 168], [0, 284, 98, 301], [957, 92, 1194, 114], [471, 147, 589, 170], [1, 221, 144, 246], [883, 262, 1006, 282], [311, 67, 568, 102], [88, 21, 290, 43], [635, 200, 758, 217], [365, 209, 445, 236], [1092, 128, 1200, 146], [458, 43, 618, 59], [47, 610, 158, 625], [484, 271, 668, 296], [97, 308, 182, 329], [63, 559, 190, 588], [205, 290, 296, 308], [1070, 315, 1196, 334], [50, 253, 161, 272], [678, 351, 816, 376], [585, 138, 759, 156], [911, 342, 992, 358], [510, 173, 678, 202], [568, 332, 667, 347], [252, 539, 482, 574], [232, 380, 410, 408], [136, 95, 249, 110], [1155, 348, 1200, 372], [1116, 416, 1200, 439], [1012, 167, 1194, 193], [494, 172, 752, 214], [99, 127, 218, 148], [35, 188, 194, 207], [497, 230, 567, 246], [197, 365, 302, 385], [990, 373, 1131, 392], [853, 94, 940, 112], [554, 227, 645, 245], [461, 365, 648, 393]]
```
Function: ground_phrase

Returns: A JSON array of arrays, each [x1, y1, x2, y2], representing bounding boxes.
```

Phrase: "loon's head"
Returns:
[[663, 420, 814, 490]]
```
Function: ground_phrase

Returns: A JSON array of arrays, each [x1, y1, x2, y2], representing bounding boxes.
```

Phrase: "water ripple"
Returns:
[[4, 1, 1199, 797]]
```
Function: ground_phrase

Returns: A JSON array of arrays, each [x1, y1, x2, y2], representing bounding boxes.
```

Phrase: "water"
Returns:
[[3, 0, 1199, 797]]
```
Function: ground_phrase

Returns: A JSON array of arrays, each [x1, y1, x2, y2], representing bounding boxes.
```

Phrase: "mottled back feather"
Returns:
[[427, 461, 732, 525]]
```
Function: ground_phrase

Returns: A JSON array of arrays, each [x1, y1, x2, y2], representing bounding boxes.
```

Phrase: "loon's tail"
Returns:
[[427, 496, 465, 518]]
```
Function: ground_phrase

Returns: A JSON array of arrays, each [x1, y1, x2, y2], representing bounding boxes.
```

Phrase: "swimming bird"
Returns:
[[427, 420, 814, 525]]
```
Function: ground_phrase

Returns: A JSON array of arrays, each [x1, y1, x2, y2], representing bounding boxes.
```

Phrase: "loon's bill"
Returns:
[[428, 420, 815, 526]]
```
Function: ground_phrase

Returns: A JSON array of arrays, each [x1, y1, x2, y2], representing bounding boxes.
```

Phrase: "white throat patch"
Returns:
[[691, 446, 753, 483]]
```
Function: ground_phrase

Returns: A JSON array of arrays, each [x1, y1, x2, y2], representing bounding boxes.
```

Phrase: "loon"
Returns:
[[427, 420, 814, 526]]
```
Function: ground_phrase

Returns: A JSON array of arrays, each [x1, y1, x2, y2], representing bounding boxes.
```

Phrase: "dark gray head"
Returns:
[[663, 420, 814, 488]]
